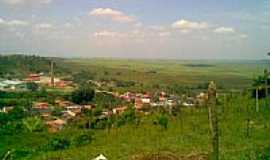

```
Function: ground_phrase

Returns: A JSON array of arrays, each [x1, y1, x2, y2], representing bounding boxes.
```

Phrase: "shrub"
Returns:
[[155, 114, 169, 130], [26, 82, 39, 92], [22, 117, 44, 133], [46, 137, 70, 151], [256, 145, 270, 160], [73, 132, 93, 146]]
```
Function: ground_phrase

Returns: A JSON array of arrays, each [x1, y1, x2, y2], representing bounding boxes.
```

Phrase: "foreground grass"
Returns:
[[1, 96, 269, 160]]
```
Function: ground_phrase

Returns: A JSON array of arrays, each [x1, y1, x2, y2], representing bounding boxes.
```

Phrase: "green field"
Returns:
[[59, 58, 268, 90]]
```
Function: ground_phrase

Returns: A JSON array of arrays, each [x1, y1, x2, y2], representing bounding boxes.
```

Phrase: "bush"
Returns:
[[22, 117, 44, 133], [46, 137, 70, 151], [73, 132, 93, 146], [155, 114, 169, 130], [256, 145, 270, 160], [26, 82, 39, 92]]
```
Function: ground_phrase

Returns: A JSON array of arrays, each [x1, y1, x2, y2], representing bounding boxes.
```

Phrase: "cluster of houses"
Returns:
[[24, 73, 73, 88], [0, 76, 209, 133], [0, 73, 73, 91], [114, 90, 207, 110], [31, 100, 94, 132]]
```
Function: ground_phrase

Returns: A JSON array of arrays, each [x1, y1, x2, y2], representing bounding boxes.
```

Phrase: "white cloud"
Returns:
[[7, 20, 29, 26], [93, 30, 125, 38], [214, 27, 236, 34], [172, 19, 209, 30], [89, 8, 135, 23], [1, 0, 53, 6], [148, 25, 165, 31], [35, 23, 53, 30], [0, 18, 5, 24], [63, 23, 73, 28], [2, 0, 24, 5], [159, 32, 171, 37], [0, 18, 29, 27], [240, 34, 248, 39]]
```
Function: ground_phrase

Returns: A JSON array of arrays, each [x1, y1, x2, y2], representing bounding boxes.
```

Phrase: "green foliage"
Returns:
[[71, 85, 95, 105], [45, 137, 70, 151], [252, 71, 269, 99], [0, 54, 68, 79], [51, 108, 64, 117], [121, 107, 136, 123], [256, 145, 270, 160], [26, 82, 39, 92], [155, 113, 169, 130], [73, 132, 93, 146], [94, 92, 124, 109], [115, 80, 136, 87], [72, 70, 96, 85], [22, 117, 44, 133], [8, 106, 26, 121]]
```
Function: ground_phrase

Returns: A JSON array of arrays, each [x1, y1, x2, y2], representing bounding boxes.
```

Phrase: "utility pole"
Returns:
[[264, 69, 268, 97], [50, 60, 54, 88], [208, 81, 219, 160]]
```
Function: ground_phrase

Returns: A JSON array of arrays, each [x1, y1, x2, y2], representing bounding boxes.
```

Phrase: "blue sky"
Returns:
[[0, 0, 269, 59]]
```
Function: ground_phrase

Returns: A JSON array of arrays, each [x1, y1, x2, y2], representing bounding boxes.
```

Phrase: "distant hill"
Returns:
[[0, 54, 68, 79]]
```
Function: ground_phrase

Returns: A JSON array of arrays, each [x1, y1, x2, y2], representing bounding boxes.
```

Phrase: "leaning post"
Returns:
[[264, 69, 268, 97], [256, 88, 259, 112], [207, 81, 219, 160]]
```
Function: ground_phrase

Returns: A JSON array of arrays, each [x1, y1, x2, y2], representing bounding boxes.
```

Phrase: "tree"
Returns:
[[71, 85, 95, 105], [26, 82, 39, 92]]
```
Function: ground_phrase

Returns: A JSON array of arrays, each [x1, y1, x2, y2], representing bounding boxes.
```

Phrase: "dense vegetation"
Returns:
[[0, 55, 270, 160], [1, 93, 270, 160], [0, 54, 69, 79]]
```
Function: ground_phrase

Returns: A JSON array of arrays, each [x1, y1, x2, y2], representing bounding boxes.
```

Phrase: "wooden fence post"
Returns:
[[256, 88, 259, 112], [264, 69, 268, 97], [208, 81, 219, 160]]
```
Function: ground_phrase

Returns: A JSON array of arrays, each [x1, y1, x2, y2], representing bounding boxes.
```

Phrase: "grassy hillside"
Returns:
[[1, 95, 269, 160]]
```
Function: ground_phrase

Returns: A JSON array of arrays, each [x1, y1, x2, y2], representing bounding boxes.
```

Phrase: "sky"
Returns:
[[0, 0, 269, 59]]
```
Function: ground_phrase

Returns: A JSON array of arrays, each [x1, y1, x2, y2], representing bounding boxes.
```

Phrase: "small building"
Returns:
[[46, 119, 66, 133], [55, 80, 72, 88], [0, 106, 14, 113], [0, 80, 24, 90], [25, 74, 41, 82], [141, 97, 151, 104], [40, 111, 52, 120], [62, 110, 77, 120], [83, 105, 95, 110], [113, 106, 127, 114], [33, 102, 49, 110], [135, 98, 143, 110], [66, 105, 82, 114], [55, 100, 73, 108]]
